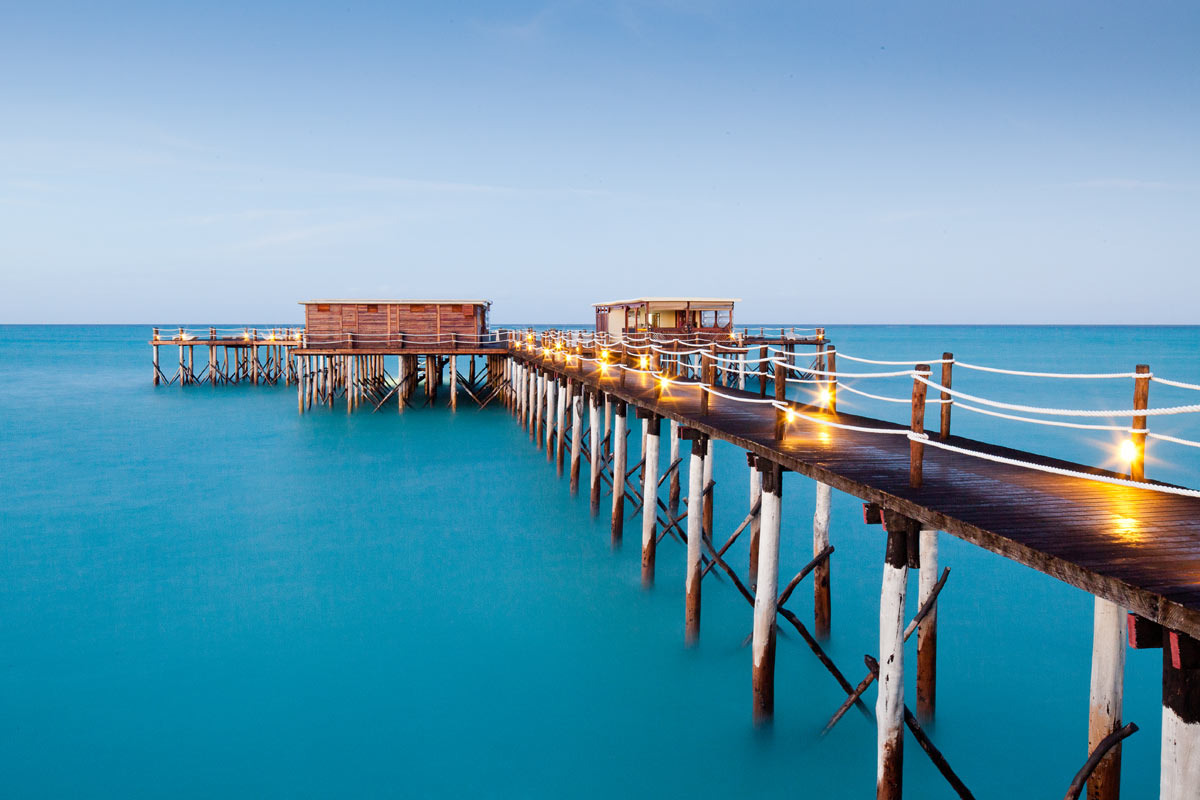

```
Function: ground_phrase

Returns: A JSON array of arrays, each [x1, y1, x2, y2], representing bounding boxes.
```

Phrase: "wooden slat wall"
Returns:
[[356, 305, 388, 335], [304, 303, 488, 338], [304, 306, 343, 333]]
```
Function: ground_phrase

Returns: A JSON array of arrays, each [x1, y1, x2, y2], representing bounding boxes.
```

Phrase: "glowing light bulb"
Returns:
[[1120, 439, 1138, 463], [640, 355, 649, 369], [818, 388, 832, 405], [786, 409, 796, 422]]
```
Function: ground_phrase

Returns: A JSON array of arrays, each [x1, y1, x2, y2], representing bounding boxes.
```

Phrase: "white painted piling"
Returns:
[[641, 415, 661, 587], [752, 461, 782, 723], [685, 436, 707, 646], [545, 376, 556, 453], [555, 378, 567, 472], [917, 528, 939, 722], [611, 401, 628, 547], [569, 385, 583, 494], [748, 461, 762, 591], [589, 390, 602, 514], [1087, 596, 1125, 800], [877, 522, 909, 800], [814, 482, 832, 639], [668, 420, 681, 516]]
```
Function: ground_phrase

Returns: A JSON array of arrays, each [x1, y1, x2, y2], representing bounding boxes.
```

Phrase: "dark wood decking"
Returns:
[[518, 351, 1200, 639]]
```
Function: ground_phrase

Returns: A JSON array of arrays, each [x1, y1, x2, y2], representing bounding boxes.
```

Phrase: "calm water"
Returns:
[[2, 324, 1198, 798]]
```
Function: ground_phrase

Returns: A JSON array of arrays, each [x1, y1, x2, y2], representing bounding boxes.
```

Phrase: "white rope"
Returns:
[[913, 373, 1200, 418], [1147, 432, 1200, 450], [1152, 377, 1200, 392], [836, 383, 914, 404], [952, 401, 1132, 431], [835, 353, 951, 366], [954, 362, 1143, 379], [776, 359, 915, 379], [922, 438, 1200, 499]]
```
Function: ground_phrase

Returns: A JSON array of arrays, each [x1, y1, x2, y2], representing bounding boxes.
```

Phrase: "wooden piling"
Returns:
[[589, 390, 602, 514], [555, 378, 567, 475], [752, 459, 783, 723], [534, 370, 545, 446], [1087, 596, 1126, 800], [814, 481, 833, 640], [570, 383, 583, 494], [641, 414, 661, 587], [1161, 630, 1200, 800], [917, 529, 938, 722], [668, 420, 681, 517], [685, 433, 708, 646], [297, 355, 304, 414], [702, 438, 714, 543], [748, 454, 762, 591], [545, 375, 556, 457], [878, 516, 912, 800], [604, 394, 613, 460], [450, 355, 457, 410], [611, 400, 628, 548]]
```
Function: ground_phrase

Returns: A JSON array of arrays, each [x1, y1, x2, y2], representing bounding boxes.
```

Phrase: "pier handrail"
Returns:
[[524, 329, 1200, 496]]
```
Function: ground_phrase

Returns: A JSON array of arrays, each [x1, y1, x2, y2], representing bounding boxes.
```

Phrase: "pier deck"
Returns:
[[517, 349, 1200, 639]]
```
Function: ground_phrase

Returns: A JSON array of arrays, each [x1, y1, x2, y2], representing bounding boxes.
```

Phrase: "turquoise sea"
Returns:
[[2, 324, 1199, 798]]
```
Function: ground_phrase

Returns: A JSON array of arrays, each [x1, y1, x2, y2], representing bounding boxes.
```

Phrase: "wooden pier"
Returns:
[[504, 331, 1200, 800], [149, 327, 301, 386], [152, 307, 1200, 798]]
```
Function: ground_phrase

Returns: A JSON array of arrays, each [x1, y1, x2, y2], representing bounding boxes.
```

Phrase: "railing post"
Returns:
[[1132, 364, 1150, 481], [773, 360, 786, 440], [910, 365, 930, 488], [700, 351, 711, 416], [827, 346, 838, 413], [939, 353, 953, 439], [759, 346, 769, 398]]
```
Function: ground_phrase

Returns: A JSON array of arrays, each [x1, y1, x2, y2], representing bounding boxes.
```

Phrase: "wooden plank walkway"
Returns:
[[519, 351, 1200, 639]]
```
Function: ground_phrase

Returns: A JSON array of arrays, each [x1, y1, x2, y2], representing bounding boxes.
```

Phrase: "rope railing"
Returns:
[[516, 336, 1200, 496]]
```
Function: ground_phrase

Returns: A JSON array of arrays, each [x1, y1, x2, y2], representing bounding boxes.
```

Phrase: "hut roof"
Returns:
[[299, 299, 491, 306], [592, 297, 740, 308]]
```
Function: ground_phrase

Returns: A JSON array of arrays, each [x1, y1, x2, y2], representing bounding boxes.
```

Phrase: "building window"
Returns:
[[700, 310, 717, 327], [366, 304, 379, 313], [716, 310, 731, 327], [317, 304, 330, 312]]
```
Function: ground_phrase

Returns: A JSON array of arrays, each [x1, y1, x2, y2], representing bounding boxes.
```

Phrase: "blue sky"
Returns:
[[1, 1, 1197, 323]]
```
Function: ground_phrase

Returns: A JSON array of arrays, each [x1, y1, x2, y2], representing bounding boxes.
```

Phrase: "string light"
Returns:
[[818, 387, 832, 406], [1119, 439, 1138, 463]]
